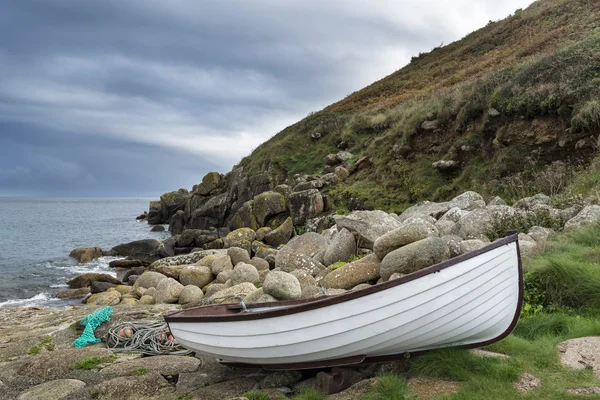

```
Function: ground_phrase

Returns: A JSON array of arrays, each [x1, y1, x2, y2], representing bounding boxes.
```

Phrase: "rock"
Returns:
[[223, 228, 256, 248], [256, 227, 272, 241], [399, 201, 450, 222], [558, 337, 600, 378], [153, 277, 184, 303], [179, 265, 214, 288], [17, 379, 86, 400], [204, 283, 227, 298], [438, 207, 470, 223], [111, 239, 160, 257], [113, 285, 134, 295], [211, 255, 234, 275], [253, 191, 287, 227], [230, 263, 260, 286], [259, 371, 303, 389], [133, 271, 167, 289], [228, 246, 251, 265], [565, 205, 600, 229], [441, 235, 462, 257], [147, 200, 162, 224], [434, 219, 456, 236], [289, 269, 318, 290], [567, 387, 600, 395], [335, 210, 404, 249], [69, 247, 103, 263], [263, 271, 302, 300], [323, 228, 357, 267], [248, 257, 270, 271], [87, 372, 170, 400], [320, 254, 381, 289], [432, 160, 458, 170], [89, 281, 118, 293], [325, 153, 340, 165], [289, 189, 324, 225], [67, 273, 121, 289], [514, 373, 541, 393], [244, 288, 278, 304], [352, 283, 372, 291], [155, 265, 186, 280], [56, 287, 90, 299], [275, 232, 329, 275], [169, 210, 186, 235], [196, 171, 222, 195], [488, 108, 501, 117], [190, 193, 228, 229], [139, 295, 153, 304], [336, 151, 353, 162], [208, 282, 257, 304], [293, 180, 323, 192], [450, 208, 495, 239], [334, 166, 350, 181], [86, 291, 121, 306], [380, 237, 449, 280], [488, 196, 507, 206], [159, 188, 190, 223], [119, 298, 139, 306], [528, 226, 553, 242], [514, 193, 551, 210], [264, 216, 294, 247], [150, 225, 165, 232], [373, 220, 438, 260], [355, 156, 373, 170], [216, 269, 234, 283], [158, 236, 177, 258], [449, 191, 486, 211], [459, 239, 486, 255], [136, 211, 148, 220], [421, 120, 439, 130], [320, 172, 339, 187], [109, 259, 143, 269], [231, 200, 259, 231]]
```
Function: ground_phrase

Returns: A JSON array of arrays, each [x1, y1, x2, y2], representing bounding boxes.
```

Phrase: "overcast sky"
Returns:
[[0, 0, 535, 197]]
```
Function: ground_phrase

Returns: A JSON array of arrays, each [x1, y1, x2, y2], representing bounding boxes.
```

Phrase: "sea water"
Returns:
[[0, 198, 169, 307]]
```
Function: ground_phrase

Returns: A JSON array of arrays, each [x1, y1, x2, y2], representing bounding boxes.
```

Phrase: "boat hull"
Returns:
[[165, 234, 522, 369]]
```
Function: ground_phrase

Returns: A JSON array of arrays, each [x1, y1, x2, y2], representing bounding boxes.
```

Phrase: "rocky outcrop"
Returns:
[[289, 189, 324, 225], [159, 188, 190, 224], [253, 191, 287, 227]]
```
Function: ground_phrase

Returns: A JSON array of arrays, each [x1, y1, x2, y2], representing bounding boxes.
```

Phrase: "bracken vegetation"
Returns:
[[238, 0, 600, 212]]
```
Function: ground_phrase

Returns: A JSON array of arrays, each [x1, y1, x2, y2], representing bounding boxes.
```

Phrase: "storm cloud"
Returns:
[[0, 0, 534, 197]]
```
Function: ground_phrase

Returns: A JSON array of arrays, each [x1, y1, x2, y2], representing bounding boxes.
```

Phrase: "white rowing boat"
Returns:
[[164, 232, 522, 370]]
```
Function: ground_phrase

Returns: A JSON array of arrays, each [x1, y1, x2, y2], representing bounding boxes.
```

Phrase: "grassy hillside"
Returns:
[[238, 0, 600, 212]]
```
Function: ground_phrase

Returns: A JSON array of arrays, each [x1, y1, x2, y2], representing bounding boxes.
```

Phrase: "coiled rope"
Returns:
[[107, 321, 192, 356]]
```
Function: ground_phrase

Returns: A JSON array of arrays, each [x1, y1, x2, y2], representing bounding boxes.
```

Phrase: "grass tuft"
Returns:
[[362, 374, 414, 400], [73, 354, 117, 370], [241, 391, 271, 400], [292, 388, 327, 400], [131, 368, 148, 376]]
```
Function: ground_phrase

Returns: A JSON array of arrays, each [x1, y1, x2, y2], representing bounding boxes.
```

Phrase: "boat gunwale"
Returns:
[[164, 232, 521, 324]]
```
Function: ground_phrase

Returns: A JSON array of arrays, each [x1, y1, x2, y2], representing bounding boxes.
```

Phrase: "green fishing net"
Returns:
[[72, 306, 113, 348]]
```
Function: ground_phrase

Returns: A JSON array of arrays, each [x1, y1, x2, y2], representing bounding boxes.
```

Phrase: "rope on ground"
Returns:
[[107, 321, 192, 356], [72, 306, 113, 348]]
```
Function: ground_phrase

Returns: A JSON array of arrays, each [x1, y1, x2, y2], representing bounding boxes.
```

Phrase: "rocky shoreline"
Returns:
[[8, 154, 600, 399]]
